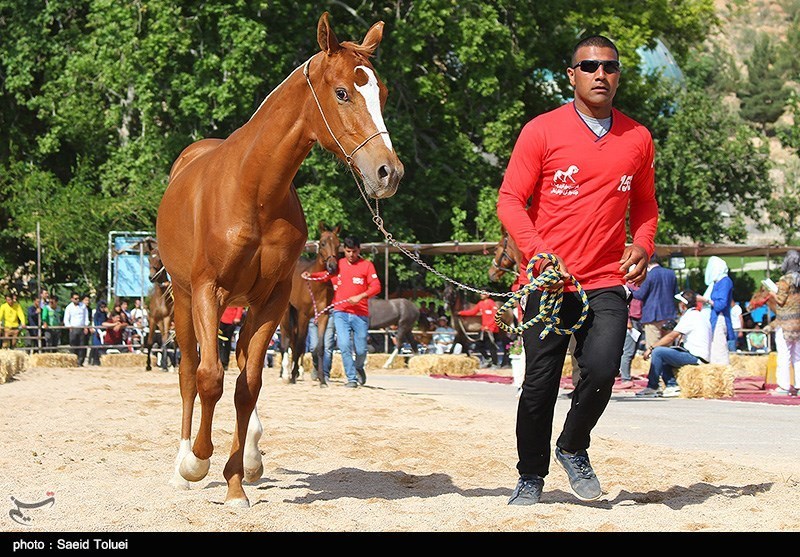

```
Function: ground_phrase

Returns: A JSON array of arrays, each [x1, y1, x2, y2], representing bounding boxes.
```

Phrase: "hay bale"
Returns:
[[368, 352, 409, 369], [100, 352, 147, 367], [677, 364, 735, 399], [29, 352, 78, 368], [406, 354, 480, 376], [728, 354, 769, 377], [0, 349, 28, 384]]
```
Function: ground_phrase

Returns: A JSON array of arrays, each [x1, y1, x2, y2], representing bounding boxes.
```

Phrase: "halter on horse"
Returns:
[[279, 221, 340, 387], [488, 225, 521, 283], [155, 12, 403, 507]]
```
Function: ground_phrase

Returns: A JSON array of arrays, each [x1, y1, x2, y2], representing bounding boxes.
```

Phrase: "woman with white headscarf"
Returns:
[[768, 250, 800, 395], [698, 256, 734, 364]]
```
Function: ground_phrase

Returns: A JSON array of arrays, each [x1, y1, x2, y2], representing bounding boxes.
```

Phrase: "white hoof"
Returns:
[[225, 497, 250, 508], [169, 474, 191, 490], [179, 452, 211, 482], [244, 462, 264, 483]]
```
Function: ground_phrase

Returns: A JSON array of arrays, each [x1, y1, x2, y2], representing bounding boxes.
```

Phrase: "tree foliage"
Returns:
[[0, 0, 753, 299]]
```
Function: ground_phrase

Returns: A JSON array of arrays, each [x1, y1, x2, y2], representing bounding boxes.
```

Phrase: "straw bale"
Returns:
[[100, 353, 147, 368], [368, 352, 409, 369], [728, 354, 768, 377], [29, 352, 78, 368], [406, 354, 480, 376], [0, 349, 28, 384], [677, 364, 735, 399]]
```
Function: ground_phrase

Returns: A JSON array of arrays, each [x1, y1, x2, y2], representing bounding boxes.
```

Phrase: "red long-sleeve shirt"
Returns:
[[309, 257, 381, 317], [497, 102, 658, 292], [458, 298, 500, 333], [220, 306, 244, 325]]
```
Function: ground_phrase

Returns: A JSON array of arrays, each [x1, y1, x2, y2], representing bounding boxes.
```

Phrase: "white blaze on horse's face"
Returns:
[[354, 65, 393, 151]]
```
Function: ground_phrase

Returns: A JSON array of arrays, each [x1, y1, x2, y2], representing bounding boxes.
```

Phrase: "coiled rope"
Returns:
[[495, 253, 589, 340]]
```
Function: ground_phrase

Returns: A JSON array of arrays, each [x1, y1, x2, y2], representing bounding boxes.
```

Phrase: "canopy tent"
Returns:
[[108, 231, 799, 301]]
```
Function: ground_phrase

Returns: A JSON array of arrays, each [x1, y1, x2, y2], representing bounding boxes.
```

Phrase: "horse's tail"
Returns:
[[283, 305, 299, 353]]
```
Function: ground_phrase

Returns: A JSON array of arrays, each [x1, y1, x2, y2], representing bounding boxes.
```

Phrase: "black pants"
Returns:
[[516, 286, 628, 477], [475, 330, 498, 366], [69, 328, 86, 366], [218, 322, 236, 369]]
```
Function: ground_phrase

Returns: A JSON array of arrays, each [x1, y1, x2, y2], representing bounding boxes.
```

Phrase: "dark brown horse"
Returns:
[[279, 221, 340, 386], [141, 239, 175, 372], [155, 12, 403, 506]]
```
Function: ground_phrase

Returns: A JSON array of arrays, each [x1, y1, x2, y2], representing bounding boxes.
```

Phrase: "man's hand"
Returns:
[[620, 243, 649, 286], [539, 254, 570, 291]]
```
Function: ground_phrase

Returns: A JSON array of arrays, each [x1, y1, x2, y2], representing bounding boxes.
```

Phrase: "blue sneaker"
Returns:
[[554, 447, 602, 501], [507, 475, 544, 505]]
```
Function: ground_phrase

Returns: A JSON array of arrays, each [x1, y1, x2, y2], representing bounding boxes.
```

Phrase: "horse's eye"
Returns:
[[335, 88, 349, 102]]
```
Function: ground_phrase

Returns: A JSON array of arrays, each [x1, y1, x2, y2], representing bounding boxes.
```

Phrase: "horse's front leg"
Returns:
[[223, 283, 290, 507], [177, 283, 223, 483]]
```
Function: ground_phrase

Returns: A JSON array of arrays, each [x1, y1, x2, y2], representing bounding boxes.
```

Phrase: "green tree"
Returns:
[[738, 33, 790, 129], [655, 89, 772, 243], [0, 0, 720, 297], [764, 159, 800, 245]]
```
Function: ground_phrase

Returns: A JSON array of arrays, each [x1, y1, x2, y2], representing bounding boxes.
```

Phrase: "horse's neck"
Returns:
[[237, 61, 318, 187]]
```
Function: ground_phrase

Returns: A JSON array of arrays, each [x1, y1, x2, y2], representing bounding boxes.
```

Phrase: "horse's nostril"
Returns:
[[378, 165, 389, 180]]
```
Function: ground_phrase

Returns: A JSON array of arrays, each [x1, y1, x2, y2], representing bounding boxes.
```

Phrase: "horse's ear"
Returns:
[[317, 12, 341, 54], [318, 220, 327, 233], [360, 21, 384, 55], [333, 223, 341, 235]]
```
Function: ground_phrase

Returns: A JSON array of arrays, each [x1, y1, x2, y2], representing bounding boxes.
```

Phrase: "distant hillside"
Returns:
[[710, 0, 798, 245]]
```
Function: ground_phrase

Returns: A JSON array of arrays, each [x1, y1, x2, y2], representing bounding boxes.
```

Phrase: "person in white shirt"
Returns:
[[636, 289, 712, 398], [63, 292, 90, 366], [729, 299, 743, 352]]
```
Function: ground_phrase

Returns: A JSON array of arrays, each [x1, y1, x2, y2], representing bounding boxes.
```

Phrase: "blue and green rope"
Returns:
[[495, 253, 590, 340]]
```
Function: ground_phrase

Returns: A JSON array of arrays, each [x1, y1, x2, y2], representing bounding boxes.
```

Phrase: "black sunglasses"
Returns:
[[572, 59, 621, 74]]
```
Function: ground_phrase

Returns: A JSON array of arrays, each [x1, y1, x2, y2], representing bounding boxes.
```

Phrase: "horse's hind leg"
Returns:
[[169, 288, 200, 488], [224, 283, 290, 507], [179, 282, 224, 483]]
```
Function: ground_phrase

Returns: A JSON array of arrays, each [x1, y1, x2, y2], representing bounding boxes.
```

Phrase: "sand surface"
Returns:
[[2, 364, 799, 534]]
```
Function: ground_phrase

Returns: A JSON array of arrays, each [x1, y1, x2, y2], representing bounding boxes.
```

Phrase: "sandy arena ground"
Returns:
[[1, 363, 799, 534]]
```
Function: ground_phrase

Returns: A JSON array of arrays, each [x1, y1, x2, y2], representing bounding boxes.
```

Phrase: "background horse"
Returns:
[[141, 239, 175, 372], [442, 283, 514, 362], [155, 12, 402, 507], [368, 297, 421, 364], [279, 221, 340, 386]]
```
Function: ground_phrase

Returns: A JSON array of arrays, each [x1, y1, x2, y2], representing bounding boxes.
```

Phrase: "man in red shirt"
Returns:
[[218, 306, 244, 371], [458, 292, 500, 368], [497, 35, 657, 505], [304, 236, 381, 388]]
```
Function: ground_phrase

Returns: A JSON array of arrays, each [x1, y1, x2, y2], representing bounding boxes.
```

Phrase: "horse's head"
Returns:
[[306, 12, 403, 199], [489, 227, 518, 282], [317, 221, 341, 275]]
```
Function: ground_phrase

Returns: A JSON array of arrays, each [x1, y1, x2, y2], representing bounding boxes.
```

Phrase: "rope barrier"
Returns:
[[495, 253, 589, 340]]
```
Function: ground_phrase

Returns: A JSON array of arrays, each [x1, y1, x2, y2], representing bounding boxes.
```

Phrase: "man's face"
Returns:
[[567, 45, 620, 116], [344, 246, 361, 264]]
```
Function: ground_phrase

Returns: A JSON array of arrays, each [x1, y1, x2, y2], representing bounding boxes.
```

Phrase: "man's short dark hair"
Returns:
[[650, 253, 662, 265], [343, 236, 361, 249], [572, 35, 619, 64]]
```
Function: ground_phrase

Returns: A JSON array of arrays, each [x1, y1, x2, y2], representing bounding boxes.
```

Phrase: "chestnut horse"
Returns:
[[488, 225, 521, 284], [142, 241, 175, 372], [155, 13, 403, 507], [279, 221, 340, 386]]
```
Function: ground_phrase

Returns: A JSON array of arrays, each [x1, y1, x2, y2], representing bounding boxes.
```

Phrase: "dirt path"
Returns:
[[2, 365, 798, 533]]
